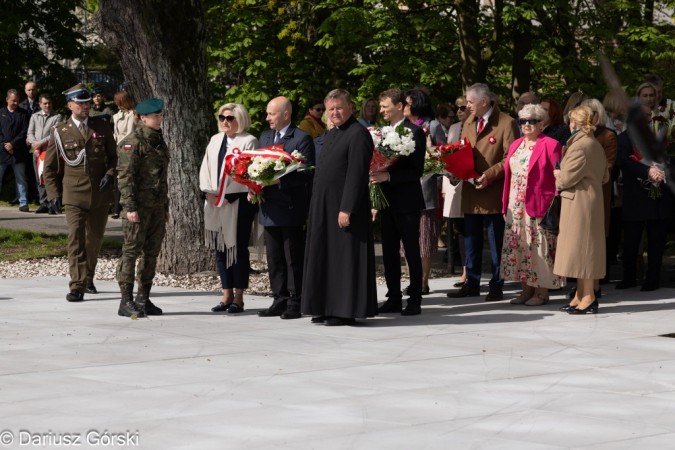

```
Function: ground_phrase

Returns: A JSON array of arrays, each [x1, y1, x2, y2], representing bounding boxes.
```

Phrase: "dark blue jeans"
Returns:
[[215, 199, 257, 289], [464, 213, 505, 289]]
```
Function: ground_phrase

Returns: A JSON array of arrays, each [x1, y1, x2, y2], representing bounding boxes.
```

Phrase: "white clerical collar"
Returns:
[[277, 122, 291, 139], [71, 116, 89, 129]]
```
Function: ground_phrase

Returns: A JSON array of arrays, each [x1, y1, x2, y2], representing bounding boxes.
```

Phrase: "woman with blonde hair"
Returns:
[[199, 103, 259, 314], [602, 91, 626, 133], [554, 106, 609, 314], [581, 98, 617, 289], [636, 82, 658, 110]]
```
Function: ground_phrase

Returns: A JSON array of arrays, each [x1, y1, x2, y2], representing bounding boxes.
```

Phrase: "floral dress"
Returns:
[[500, 142, 565, 289]]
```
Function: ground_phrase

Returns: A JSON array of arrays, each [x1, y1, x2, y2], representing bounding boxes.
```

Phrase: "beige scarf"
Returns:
[[199, 132, 262, 268]]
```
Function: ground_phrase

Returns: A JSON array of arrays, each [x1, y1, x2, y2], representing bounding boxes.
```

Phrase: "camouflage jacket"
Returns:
[[117, 123, 170, 212]]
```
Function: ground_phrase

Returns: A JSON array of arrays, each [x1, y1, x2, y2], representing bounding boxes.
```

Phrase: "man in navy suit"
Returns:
[[19, 81, 40, 116], [251, 96, 315, 320], [370, 88, 426, 316], [0, 89, 31, 211]]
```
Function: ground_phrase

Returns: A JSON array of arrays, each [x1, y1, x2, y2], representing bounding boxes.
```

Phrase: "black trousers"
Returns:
[[215, 199, 257, 289], [381, 209, 422, 305], [622, 219, 668, 283], [265, 225, 305, 308]]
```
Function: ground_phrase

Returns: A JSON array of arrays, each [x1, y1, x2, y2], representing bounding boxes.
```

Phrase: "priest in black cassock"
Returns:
[[301, 89, 378, 326]]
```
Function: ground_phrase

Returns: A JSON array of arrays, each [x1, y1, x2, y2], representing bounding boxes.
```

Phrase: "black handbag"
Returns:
[[540, 194, 561, 235]]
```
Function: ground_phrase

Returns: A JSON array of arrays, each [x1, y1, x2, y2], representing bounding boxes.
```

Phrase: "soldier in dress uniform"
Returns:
[[89, 86, 116, 127], [43, 84, 117, 302], [115, 98, 170, 317]]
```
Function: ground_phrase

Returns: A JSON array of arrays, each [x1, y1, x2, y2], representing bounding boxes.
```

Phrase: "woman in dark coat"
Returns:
[[301, 89, 378, 326]]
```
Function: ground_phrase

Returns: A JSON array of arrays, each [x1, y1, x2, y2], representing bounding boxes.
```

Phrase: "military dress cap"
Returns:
[[136, 98, 164, 115], [90, 85, 104, 95], [63, 84, 91, 102]]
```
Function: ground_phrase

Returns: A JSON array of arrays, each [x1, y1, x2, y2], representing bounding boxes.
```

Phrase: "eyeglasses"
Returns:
[[518, 118, 542, 125], [312, 107, 325, 112], [457, 105, 467, 112], [218, 115, 236, 122]]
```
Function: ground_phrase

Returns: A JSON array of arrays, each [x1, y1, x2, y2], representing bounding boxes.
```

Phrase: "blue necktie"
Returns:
[[274, 131, 281, 145]]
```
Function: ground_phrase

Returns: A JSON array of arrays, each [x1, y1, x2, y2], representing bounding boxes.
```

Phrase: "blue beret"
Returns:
[[136, 98, 164, 115]]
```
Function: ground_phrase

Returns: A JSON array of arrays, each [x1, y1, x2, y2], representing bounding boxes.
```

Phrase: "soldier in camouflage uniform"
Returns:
[[116, 98, 170, 317]]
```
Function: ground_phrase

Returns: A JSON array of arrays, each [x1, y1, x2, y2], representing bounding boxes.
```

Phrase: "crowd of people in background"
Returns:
[[1, 73, 673, 324]]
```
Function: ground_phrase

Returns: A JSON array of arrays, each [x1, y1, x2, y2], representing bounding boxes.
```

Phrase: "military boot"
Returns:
[[136, 284, 162, 316], [118, 283, 144, 318]]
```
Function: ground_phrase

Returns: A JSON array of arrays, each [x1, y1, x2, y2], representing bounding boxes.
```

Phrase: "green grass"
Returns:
[[0, 228, 121, 261]]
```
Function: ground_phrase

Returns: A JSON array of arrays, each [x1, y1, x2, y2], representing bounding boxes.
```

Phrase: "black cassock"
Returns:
[[301, 116, 378, 318]]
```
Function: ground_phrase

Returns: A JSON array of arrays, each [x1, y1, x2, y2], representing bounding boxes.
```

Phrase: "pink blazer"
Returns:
[[501, 133, 562, 217]]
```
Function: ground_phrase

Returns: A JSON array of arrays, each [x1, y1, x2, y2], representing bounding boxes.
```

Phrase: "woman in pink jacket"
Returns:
[[500, 104, 565, 306]]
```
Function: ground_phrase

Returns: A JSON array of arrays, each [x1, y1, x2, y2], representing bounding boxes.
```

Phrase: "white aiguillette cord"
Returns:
[[53, 125, 87, 172]]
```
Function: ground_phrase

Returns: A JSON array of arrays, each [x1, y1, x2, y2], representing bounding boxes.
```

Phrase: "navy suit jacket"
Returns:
[[0, 107, 30, 165], [616, 132, 672, 221], [19, 99, 40, 116], [257, 123, 315, 227], [379, 118, 426, 213]]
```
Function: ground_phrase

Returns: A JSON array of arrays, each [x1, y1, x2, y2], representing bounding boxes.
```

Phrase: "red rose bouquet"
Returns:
[[223, 145, 312, 204]]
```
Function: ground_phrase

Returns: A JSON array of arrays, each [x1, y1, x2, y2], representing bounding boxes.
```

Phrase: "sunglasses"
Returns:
[[312, 107, 325, 112], [458, 105, 467, 112], [518, 118, 542, 125], [218, 115, 236, 122]]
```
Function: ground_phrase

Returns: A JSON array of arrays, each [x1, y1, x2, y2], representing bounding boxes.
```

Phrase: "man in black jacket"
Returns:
[[370, 88, 426, 316], [0, 89, 30, 211], [252, 96, 315, 320], [615, 102, 672, 291], [19, 81, 40, 116]]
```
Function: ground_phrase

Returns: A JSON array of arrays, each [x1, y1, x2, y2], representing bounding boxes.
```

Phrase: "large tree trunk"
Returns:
[[510, 0, 532, 103], [97, 0, 213, 274], [456, 0, 485, 89]]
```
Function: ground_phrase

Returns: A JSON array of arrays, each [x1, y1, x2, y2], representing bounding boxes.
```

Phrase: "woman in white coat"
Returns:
[[199, 103, 259, 314]]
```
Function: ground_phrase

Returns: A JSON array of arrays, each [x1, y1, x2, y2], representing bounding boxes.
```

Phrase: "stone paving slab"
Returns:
[[2, 276, 675, 449]]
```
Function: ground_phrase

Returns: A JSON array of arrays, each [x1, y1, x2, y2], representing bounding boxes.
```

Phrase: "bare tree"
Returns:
[[97, 0, 213, 274]]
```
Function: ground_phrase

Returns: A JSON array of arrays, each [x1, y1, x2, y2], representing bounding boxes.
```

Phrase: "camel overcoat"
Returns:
[[460, 105, 519, 214], [595, 126, 617, 237], [553, 130, 609, 279]]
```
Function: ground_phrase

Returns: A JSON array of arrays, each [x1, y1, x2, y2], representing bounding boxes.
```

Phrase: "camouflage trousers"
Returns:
[[116, 206, 167, 286]]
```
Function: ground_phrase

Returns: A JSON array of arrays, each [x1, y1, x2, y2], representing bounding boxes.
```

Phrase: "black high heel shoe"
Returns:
[[559, 304, 576, 312], [568, 300, 599, 315]]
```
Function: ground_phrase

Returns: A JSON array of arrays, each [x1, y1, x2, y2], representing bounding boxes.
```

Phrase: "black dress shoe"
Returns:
[[257, 305, 286, 317], [401, 304, 421, 316], [421, 286, 430, 295], [85, 282, 98, 294], [311, 316, 327, 323], [453, 281, 466, 288], [568, 300, 599, 315], [447, 285, 480, 298], [280, 306, 302, 319], [66, 290, 84, 302], [18, 205, 29, 212], [615, 280, 637, 290], [378, 298, 402, 313], [48, 206, 57, 215], [640, 281, 660, 292], [35, 205, 50, 214], [227, 303, 245, 314], [211, 302, 231, 312], [325, 317, 356, 326]]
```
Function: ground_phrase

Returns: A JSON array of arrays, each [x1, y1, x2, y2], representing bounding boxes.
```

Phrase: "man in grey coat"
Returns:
[[27, 93, 62, 213]]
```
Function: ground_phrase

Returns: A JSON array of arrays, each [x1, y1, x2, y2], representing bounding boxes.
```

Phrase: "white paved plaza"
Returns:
[[2, 276, 675, 449]]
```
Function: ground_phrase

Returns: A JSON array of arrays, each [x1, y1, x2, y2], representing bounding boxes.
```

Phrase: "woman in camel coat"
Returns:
[[554, 106, 609, 314]]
